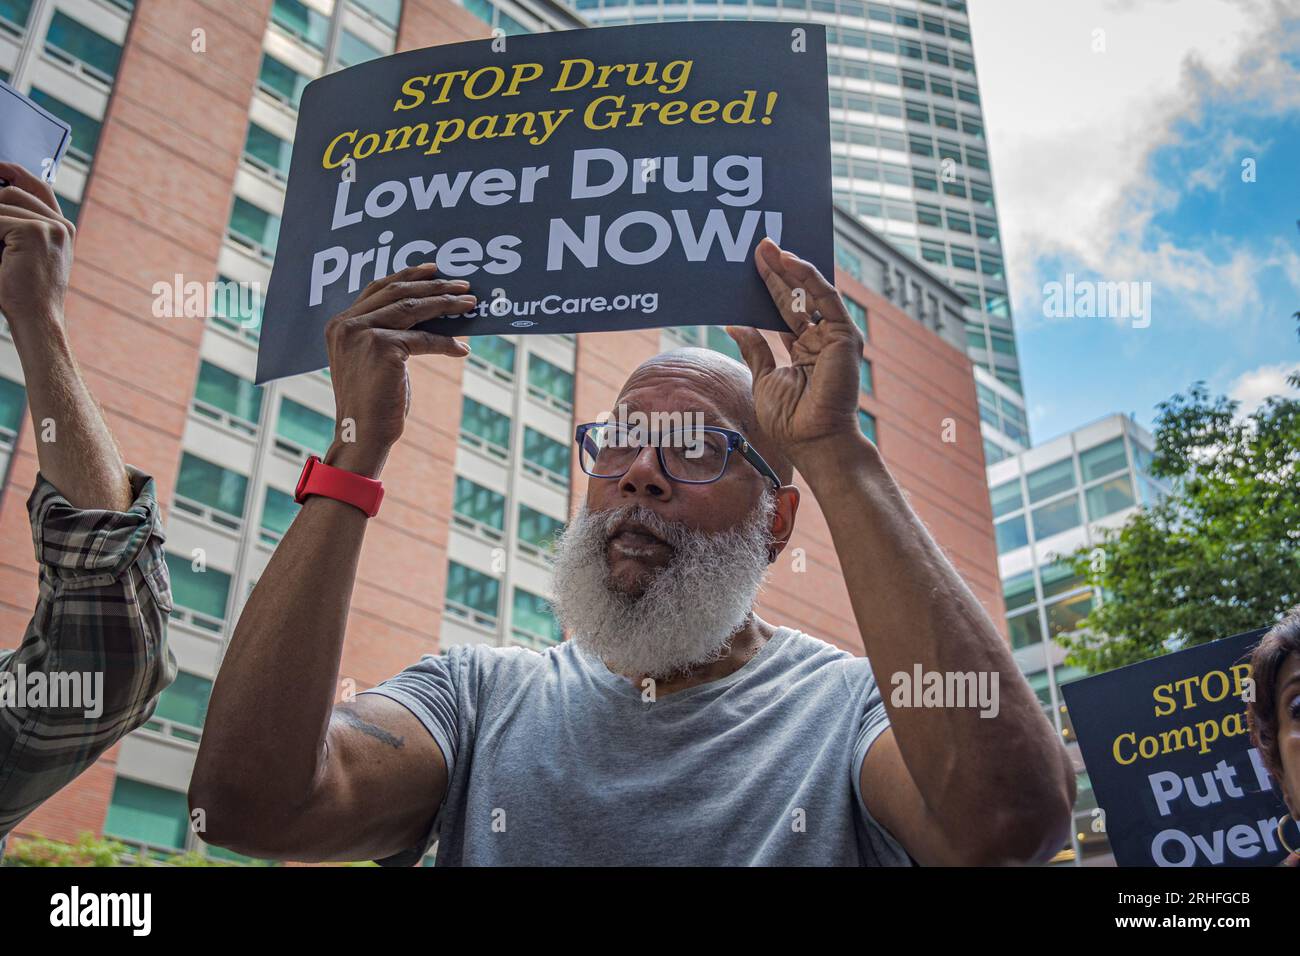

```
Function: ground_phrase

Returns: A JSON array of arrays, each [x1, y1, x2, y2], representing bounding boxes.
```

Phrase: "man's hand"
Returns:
[[726, 237, 866, 466], [0, 160, 74, 340], [323, 262, 477, 478]]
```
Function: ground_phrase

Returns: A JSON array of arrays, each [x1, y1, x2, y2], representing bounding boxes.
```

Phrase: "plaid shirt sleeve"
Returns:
[[0, 466, 177, 846]]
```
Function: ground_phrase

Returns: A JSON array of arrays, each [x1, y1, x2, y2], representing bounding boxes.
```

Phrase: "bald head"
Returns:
[[614, 346, 793, 486]]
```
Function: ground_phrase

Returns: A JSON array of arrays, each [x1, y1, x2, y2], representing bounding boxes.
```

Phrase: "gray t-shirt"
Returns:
[[360, 626, 912, 866]]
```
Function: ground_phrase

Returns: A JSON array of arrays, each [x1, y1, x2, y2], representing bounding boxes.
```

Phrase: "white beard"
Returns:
[[549, 491, 777, 681]]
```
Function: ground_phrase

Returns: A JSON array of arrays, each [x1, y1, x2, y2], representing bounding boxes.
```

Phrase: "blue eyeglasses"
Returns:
[[575, 422, 782, 490]]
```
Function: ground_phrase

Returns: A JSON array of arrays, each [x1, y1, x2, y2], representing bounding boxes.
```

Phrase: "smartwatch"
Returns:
[[294, 455, 384, 517]]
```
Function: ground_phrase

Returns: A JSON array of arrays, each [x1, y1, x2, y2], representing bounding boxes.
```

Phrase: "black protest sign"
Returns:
[[1062, 628, 1291, 867], [255, 21, 833, 383]]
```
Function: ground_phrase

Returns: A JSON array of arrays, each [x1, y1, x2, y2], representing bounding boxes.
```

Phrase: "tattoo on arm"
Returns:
[[335, 704, 405, 749]]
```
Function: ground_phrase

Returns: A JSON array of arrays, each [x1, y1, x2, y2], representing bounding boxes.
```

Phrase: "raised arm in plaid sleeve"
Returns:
[[0, 466, 177, 846]]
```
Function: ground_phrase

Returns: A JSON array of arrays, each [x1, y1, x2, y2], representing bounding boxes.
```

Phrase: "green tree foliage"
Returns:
[[1, 831, 263, 866], [1059, 383, 1300, 673]]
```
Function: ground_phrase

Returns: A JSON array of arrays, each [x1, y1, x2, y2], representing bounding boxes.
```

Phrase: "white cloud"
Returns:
[[1227, 360, 1300, 414], [968, 0, 1300, 329]]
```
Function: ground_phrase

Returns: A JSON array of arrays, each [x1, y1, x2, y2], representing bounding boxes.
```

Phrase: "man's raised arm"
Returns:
[[189, 265, 478, 862], [728, 238, 1074, 866]]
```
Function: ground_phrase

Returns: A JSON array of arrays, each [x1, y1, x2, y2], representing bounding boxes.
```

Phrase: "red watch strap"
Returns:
[[294, 455, 384, 517]]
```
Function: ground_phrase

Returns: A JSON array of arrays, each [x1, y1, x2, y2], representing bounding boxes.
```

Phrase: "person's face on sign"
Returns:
[[583, 352, 790, 598], [1274, 652, 1300, 815]]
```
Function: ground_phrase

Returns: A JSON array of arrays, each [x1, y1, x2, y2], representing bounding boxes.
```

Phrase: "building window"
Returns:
[[446, 560, 499, 624], [1040, 560, 1086, 599], [193, 361, 262, 433], [0, 0, 34, 32], [104, 779, 191, 853], [474, 335, 516, 376], [1031, 495, 1081, 541], [165, 553, 232, 630], [244, 123, 293, 180], [277, 398, 334, 456], [260, 487, 300, 545], [351, 0, 402, 27], [228, 197, 280, 258], [844, 297, 868, 339], [988, 479, 1022, 518], [0, 375, 26, 478], [1079, 437, 1128, 482], [1007, 610, 1042, 650], [513, 588, 561, 646], [175, 453, 248, 526], [460, 397, 511, 455], [338, 30, 383, 68], [859, 358, 874, 395], [518, 504, 564, 554], [453, 475, 505, 533], [1047, 592, 1093, 637], [212, 273, 263, 339], [835, 242, 863, 280], [1026, 458, 1075, 503], [44, 11, 123, 83], [527, 354, 574, 409], [523, 427, 570, 482], [259, 53, 310, 109], [857, 409, 877, 444], [995, 515, 1028, 554], [1002, 570, 1036, 612], [271, 0, 329, 50], [1085, 475, 1136, 521], [989, 332, 1017, 357], [149, 671, 212, 739]]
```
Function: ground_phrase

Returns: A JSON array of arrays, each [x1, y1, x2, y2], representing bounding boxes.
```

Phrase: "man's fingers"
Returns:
[[773, 248, 853, 327], [0, 161, 59, 213], [757, 260, 816, 337], [356, 292, 478, 331], [355, 261, 441, 304], [355, 278, 471, 319], [726, 325, 776, 381], [0, 208, 71, 245], [0, 184, 63, 223], [381, 329, 471, 357]]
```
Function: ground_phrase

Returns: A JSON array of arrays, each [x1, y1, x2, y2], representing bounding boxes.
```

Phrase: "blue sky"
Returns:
[[968, 0, 1300, 442]]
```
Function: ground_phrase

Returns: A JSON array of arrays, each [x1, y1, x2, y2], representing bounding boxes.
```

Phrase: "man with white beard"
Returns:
[[191, 238, 1076, 866], [550, 491, 777, 681]]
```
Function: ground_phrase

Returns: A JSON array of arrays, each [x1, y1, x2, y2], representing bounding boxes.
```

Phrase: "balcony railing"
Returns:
[[522, 459, 569, 491], [42, 41, 115, 89], [445, 599, 497, 632], [170, 605, 225, 635], [140, 714, 202, 745], [172, 494, 243, 534], [451, 511, 505, 544], [191, 398, 258, 438], [459, 429, 509, 463]]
